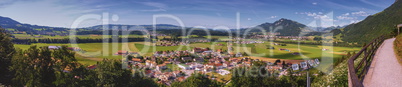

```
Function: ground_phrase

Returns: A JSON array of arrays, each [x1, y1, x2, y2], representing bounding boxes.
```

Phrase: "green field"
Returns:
[[14, 41, 360, 66]]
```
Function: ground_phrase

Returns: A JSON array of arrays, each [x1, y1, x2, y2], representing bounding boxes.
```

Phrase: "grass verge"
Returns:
[[393, 34, 402, 65]]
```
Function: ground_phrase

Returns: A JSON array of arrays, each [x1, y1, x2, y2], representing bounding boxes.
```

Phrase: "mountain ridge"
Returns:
[[342, 0, 402, 43], [0, 16, 341, 36]]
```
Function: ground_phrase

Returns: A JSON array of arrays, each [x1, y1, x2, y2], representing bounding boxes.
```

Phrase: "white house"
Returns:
[[177, 64, 192, 70], [146, 60, 156, 68], [156, 64, 167, 71]]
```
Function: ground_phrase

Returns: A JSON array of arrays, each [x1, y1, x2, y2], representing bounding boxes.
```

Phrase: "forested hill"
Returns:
[[252, 18, 308, 36], [83, 24, 183, 30], [0, 16, 68, 34], [342, 0, 402, 43]]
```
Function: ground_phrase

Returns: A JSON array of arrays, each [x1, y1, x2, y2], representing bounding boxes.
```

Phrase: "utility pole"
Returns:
[[307, 71, 311, 87], [307, 69, 311, 87]]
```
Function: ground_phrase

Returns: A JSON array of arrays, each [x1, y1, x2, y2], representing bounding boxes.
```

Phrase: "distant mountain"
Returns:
[[0, 16, 183, 35], [342, 0, 402, 43], [0, 16, 20, 25], [252, 18, 308, 36], [0, 16, 330, 36], [84, 24, 183, 30], [309, 26, 343, 32], [0, 16, 68, 34]]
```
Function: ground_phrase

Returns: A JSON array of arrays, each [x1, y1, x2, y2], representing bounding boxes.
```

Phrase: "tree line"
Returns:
[[12, 37, 148, 44]]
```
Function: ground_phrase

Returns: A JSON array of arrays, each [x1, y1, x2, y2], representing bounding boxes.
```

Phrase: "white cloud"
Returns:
[[139, 2, 168, 12], [270, 16, 277, 18], [360, 0, 386, 8], [312, 2, 318, 5], [334, 11, 370, 26], [337, 13, 355, 20], [350, 20, 362, 23], [302, 12, 335, 27], [337, 16, 354, 20], [337, 11, 369, 20], [351, 11, 370, 16], [141, 2, 167, 9], [140, 8, 166, 12]]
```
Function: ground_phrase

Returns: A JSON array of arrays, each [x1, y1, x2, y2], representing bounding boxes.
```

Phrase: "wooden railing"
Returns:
[[347, 36, 386, 87]]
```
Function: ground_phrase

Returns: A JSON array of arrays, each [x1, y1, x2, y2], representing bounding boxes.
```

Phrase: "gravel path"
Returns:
[[363, 38, 402, 87]]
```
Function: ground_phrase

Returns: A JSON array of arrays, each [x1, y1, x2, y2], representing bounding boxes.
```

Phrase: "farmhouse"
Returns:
[[177, 64, 192, 70], [132, 58, 142, 63], [146, 60, 157, 68], [87, 65, 97, 69], [205, 63, 224, 69], [181, 57, 192, 61], [48, 46, 61, 50], [156, 64, 167, 71], [115, 50, 129, 55], [67, 47, 81, 51], [193, 57, 204, 62]]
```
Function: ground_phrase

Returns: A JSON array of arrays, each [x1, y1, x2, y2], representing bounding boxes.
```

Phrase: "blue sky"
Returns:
[[0, 0, 394, 28]]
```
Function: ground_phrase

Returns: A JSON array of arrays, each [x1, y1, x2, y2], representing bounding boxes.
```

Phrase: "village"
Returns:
[[117, 42, 316, 86], [43, 35, 323, 86]]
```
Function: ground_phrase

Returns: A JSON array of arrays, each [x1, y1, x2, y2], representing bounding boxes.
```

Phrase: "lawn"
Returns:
[[206, 72, 232, 83], [14, 42, 139, 65], [249, 41, 360, 60]]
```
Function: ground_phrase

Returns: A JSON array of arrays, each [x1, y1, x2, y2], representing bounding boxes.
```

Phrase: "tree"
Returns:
[[242, 52, 249, 56], [0, 27, 15, 85], [171, 73, 222, 87], [252, 61, 266, 67], [94, 59, 132, 87], [10, 46, 56, 87], [274, 59, 281, 65], [282, 61, 287, 68], [313, 37, 322, 42], [52, 46, 82, 86], [126, 55, 134, 61]]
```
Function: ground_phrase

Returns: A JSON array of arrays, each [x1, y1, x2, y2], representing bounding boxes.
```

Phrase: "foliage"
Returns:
[[10, 46, 56, 87], [394, 33, 402, 64], [0, 27, 15, 85], [230, 66, 307, 87], [8, 44, 158, 86], [311, 52, 355, 86], [171, 73, 222, 87], [94, 59, 132, 86]]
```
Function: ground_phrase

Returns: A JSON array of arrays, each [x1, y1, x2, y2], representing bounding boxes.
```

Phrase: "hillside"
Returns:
[[342, 0, 402, 43], [253, 18, 308, 36], [84, 24, 183, 30], [0, 16, 68, 34]]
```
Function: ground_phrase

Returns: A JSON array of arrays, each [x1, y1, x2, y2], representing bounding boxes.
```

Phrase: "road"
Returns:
[[363, 38, 402, 87]]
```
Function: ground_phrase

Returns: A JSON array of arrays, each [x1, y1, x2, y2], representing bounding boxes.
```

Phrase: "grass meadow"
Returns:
[[14, 40, 361, 70]]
